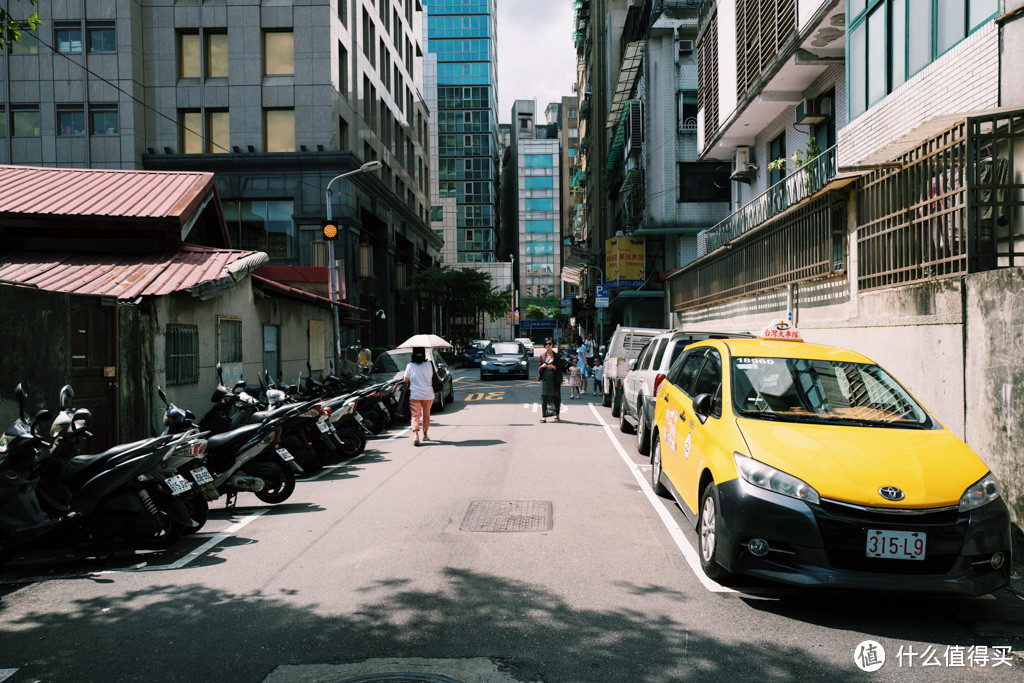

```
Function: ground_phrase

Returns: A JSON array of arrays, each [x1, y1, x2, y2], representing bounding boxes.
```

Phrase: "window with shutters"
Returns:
[[697, 14, 719, 147], [735, 0, 797, 100]]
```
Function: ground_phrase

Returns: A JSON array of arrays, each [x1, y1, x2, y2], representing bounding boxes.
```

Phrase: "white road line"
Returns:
[[115, 509, 270, 572], [387, 428, 410, 441], [589, 403, 735, 594], [0, 669, 18, 682]]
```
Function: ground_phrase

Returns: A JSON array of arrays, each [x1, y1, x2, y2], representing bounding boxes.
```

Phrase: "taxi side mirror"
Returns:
[[693, 393, 713, 424]]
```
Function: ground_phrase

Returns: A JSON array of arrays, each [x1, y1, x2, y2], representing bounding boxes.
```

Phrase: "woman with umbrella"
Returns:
[[538, 338, 565, 422], [403, 346, 435, 445]]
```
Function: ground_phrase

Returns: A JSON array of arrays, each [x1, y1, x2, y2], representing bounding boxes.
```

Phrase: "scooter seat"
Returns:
[[63, 437, 164, 480], [205, 423, 265, 453], [250, 403, 300, 423]]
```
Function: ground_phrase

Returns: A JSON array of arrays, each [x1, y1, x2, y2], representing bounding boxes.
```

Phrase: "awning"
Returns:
[[251, 274, 366, 320], [607, 41, 644, 129], [609, 289, 664, 310]]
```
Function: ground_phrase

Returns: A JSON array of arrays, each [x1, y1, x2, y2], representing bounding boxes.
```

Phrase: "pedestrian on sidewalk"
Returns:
[[538, 338, 564, 422], [576, 340, 588, 394], [403, 346, 435, 445], [567, 358, 583, 399]]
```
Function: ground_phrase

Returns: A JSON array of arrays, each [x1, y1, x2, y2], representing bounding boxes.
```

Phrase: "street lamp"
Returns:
[[579, 262, 606, 351], [324, 160, 383, 362]]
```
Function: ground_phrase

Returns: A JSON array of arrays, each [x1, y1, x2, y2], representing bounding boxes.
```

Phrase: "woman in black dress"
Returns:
[[538, 338, 565, 422]]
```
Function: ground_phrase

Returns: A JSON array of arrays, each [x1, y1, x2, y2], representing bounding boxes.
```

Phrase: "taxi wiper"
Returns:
[[828, 417, 928, 429], [738, 411, 821, 424]]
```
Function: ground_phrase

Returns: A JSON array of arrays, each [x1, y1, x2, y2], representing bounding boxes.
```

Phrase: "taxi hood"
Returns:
[[735, 418, 989, 508]]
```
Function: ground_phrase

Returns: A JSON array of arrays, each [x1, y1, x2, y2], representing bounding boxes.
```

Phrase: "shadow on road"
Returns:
[[0, 567, 863, 682]]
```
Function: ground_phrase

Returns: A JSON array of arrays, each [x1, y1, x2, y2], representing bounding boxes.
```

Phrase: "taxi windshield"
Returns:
[[731, 357, 932, 428]]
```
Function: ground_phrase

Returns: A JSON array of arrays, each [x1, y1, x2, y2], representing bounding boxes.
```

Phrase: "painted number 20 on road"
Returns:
[[464, 392, 503, 401]]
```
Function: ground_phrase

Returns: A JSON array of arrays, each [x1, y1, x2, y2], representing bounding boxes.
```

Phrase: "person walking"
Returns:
[[567, 358, 583, 399], [584, 333, 596, 368], [403, 346, 435, 445], [538, 338, 564, 422], [576, 340, 588, 394]]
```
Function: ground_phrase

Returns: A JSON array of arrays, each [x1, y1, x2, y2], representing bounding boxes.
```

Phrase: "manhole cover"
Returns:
[[460, 500, 552, 532], [340, 675, 461, 683]]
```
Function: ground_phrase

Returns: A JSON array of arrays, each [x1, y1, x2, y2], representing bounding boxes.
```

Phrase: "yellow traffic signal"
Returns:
[[322, 222, 339, 241]]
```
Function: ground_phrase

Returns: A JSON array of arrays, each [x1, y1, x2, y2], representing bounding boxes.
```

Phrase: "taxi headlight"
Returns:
[[959, 473, 1000, 512], [733, 453, 820, 505]]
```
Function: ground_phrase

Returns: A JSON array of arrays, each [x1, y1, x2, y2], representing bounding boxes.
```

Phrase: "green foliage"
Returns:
[[0, 2, 42, 51], [524, 305, 548, 321], [404, 266, 512, 335], [767, 137, 823, 174]]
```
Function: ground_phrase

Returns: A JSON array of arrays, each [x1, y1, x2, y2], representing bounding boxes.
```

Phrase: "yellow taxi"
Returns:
[[651, 320, 1010, 594]]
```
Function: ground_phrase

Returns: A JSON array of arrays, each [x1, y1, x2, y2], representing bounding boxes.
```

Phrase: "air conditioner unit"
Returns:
[[678, 39, 694, 56], [696, 230, 709, 258], [795, 97, 832, 125], [730, 146, 756, 182]]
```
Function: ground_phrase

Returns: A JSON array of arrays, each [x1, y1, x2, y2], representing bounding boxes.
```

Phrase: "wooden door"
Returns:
[[70, 297, 118, 452]]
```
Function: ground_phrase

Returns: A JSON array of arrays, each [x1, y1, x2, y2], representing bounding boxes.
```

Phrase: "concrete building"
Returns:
[[669, 0, 1024, 526], [0, 0, 441, 349], [499, 99, 563, 342]]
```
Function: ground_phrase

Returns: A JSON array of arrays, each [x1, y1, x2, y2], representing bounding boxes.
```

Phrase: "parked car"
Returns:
[[462, 339, 490, 368], [369, 348, 454, 410], [620, 329, 753, 455], [514, 337, 535, 355], [479, 341, 530, 380], [602, 326, 667, 414], [650, 319, 1011, 594]]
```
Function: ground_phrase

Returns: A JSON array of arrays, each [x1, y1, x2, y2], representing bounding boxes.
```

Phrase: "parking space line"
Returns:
[[588, 404, 735, 594], [0, 669, 18, 682]]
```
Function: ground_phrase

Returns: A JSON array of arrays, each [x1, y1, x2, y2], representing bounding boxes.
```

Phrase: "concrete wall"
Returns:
[[0, 285, 71, 427]]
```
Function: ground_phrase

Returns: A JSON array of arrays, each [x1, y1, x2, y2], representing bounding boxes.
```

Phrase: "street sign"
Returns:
[[595, 284, 609, 308]]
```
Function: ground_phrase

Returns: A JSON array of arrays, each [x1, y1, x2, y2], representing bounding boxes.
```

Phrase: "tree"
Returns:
[[404, 266, 511, 336], [1, 2, 42, 52], [524, 305, 548, 321]]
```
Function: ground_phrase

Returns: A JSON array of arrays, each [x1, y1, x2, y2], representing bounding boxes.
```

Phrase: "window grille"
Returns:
[[166, 324, 199, 385], [218, 317, 243, 363]]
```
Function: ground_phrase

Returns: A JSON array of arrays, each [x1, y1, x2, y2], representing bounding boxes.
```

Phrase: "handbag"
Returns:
[[429, 361, 443, 392]]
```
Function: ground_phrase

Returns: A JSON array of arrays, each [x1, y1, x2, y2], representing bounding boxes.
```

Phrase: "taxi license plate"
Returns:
[[316, 421, 329, 433], [191, 466, 214, 485], [165, 474, 192, 496], [866, 529, 926, 560], [276, 447, 294, 462]]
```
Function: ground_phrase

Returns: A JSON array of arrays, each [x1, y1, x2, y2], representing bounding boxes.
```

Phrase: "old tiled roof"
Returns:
[[0, 245, 266, 300]]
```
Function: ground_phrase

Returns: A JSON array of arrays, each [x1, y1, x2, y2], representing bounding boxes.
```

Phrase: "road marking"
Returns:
[[589, 403, 735, 594], [0, 669, 18, 682], [111, 509, 269, 573], [387, 428, 410, 442]]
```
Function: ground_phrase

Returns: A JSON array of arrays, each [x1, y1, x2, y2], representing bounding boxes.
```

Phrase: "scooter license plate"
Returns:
[[191, 466, 214, 485], [276, 447, 295, 462], [378, 401, 387, 412], [165, 474, 192, 496], [316, 421, 329, 433]]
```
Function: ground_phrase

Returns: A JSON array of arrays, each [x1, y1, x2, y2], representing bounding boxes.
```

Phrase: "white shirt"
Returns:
[[404, 361, 437, 400]]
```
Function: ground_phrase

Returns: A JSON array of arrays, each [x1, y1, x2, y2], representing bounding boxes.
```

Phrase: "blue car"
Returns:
[[462, 339, 490, 367]]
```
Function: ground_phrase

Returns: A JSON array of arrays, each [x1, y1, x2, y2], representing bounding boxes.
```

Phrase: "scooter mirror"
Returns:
[[31, 409, 52, 434], [59, 384, 74, 408], [216, 362, 224, 382], [73, 408, 92, 423], [157, 386, 168, 404], [15, 383, 27, 421], [233, 379, 247, 394]]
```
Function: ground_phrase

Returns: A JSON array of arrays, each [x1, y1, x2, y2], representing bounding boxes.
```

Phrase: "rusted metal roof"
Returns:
[[0, 245, 266, 300], [0, 165, 216, 225]]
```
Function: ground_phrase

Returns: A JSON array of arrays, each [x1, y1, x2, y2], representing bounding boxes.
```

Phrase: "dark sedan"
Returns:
[[479, 341, 530, 380], [461, 339, 490, 368]]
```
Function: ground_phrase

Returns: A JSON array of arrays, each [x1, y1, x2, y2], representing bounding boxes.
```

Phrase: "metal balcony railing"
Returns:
[[705, 144, 837, 252]]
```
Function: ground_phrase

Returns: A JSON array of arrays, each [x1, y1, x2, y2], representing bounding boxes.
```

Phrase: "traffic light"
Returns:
[[322, 221, 339, 241], [571, 296, 582, 318]]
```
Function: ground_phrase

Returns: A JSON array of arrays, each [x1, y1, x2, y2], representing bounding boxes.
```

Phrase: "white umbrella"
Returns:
[[396, 334, 452, 349]]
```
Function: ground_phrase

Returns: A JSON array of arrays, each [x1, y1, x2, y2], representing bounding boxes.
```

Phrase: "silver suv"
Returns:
[[618, 329, 752, 455]]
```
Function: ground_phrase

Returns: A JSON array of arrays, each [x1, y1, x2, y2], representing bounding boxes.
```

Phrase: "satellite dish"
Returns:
[[357, 348, 373, 368]]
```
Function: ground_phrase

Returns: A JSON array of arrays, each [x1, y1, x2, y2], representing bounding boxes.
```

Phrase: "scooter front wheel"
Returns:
[[254, 463, 296, 504], [334, 428, 366, 459]]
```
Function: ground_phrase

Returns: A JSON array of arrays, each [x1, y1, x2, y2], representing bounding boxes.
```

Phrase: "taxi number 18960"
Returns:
[[866, 529, 926, 560]]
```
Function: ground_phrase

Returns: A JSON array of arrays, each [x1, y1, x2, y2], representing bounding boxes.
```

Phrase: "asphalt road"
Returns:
[[1, 364, 1023, 682]]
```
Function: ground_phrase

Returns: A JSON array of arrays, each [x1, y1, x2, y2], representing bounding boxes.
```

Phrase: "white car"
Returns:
[[514, 337, 535, 355]]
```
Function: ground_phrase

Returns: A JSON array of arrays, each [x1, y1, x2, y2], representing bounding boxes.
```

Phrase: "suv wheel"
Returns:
[[611, 387, 622, 418], [636, 406, 650, 455], [618, 402, 635, 433]]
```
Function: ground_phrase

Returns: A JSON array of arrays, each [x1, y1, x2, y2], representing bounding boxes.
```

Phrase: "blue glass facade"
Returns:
[[423, 0, 499, 262]]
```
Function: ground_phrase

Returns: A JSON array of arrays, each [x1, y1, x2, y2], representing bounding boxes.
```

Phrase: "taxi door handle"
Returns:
[[662, 395, 669, 402]]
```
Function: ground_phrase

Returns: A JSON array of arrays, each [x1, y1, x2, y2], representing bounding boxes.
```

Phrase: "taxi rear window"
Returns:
[[731, 357, 934, 428]]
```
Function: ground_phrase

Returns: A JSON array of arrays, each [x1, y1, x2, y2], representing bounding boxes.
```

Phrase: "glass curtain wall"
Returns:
[[423, 0, 500, 262]]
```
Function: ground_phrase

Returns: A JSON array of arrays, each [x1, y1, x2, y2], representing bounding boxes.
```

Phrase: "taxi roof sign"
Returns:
[[759, 319, 803, 341]]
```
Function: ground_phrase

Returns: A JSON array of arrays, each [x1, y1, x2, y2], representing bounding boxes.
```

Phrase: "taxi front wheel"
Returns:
[[698, 482, 729, 581]]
